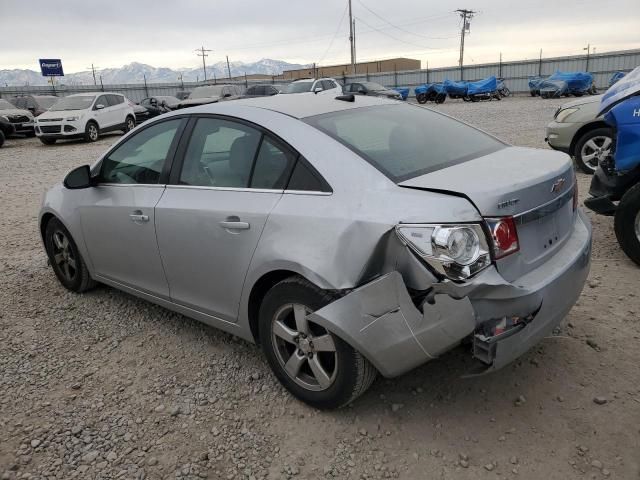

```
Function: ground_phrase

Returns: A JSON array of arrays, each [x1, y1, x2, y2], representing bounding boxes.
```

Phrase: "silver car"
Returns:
[[39, 95, 592, 409]]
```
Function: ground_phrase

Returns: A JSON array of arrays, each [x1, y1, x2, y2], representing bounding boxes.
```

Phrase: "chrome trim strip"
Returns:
[[98, 183, 166, 188], [513, 184, 575, 226], [283, 190, 332, 196], [164, 185, 283, 194]]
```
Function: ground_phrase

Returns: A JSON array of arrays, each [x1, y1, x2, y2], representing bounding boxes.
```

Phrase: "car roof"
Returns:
[[66, 92, 122, 97], [201, 94, 399, 119]]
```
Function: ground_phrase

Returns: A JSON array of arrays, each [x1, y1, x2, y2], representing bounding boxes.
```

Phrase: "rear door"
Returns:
[[107, 94, 126, 125], [80, 118, 186, 297], [155, 116, 297, 321]]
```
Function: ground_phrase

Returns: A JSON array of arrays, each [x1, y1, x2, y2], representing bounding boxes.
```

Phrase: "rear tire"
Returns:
[[84, 121, 99, 142], [614, 183, 640, 267], [39, 137, 56, 145], [258, 276, 377, 409], [0, 130, 4, 148], [435, 93, 446, 104], [574, 127, 613, 174], [44, 217, 97, 293], [416, 93, 428, 104]]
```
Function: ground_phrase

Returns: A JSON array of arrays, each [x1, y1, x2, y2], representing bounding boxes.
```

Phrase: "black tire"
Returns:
[[614, 183, 640, 266], [26, 130, 36, 138], [502, 87, 511, 97], [573, 127, 613, 174], [39, 137, 56, 145], [258, 276, 377, 409], [0, 130, 5, 148], [530, 90, 536, 97], [44, 217, 97, 293], [84, 121, 99, 142], [416, 93, 428, 104], [124, 115, 136, 133], [435, 93, 446, 104]]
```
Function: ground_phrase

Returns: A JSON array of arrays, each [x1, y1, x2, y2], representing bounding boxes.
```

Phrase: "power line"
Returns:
[[354, 15, 441, 50], [356, 0, 455, 40], [195, 46, 212, 81], [317, 4, 349, 65]]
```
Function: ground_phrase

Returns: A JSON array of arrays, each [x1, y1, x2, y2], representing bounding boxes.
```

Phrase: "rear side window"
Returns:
[[305, 104, 504, 182], [287, 160, 330, 192], [250, 137, 296, 189], [107, 94, 124, 105]]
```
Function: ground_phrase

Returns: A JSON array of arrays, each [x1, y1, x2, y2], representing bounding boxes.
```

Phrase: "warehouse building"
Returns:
[[276, 58, 421, 80]]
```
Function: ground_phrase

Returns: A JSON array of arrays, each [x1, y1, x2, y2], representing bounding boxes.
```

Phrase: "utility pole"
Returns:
[[178, 72, 184, 90], [195, 46, 212, 82], [226, 55, 232, 80], [348, 0, 355, 74], [584, 43, 592, 71], [538, 49, 543, 76], [87, 64, 98, 86], [352, 19, 357, 70], [455, 9, 475, 81]]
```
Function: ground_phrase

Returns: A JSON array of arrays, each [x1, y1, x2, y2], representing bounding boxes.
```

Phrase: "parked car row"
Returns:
[[0, 78, 409, 148]]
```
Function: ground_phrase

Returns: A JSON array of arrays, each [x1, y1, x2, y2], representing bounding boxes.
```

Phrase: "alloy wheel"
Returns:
[[51, 230, 77, 282], [271, 303, 337, 391], [88, 124, 98, 141], [580, 135, 612, 172], [126, 118, 135, 131], [635, 210, 640, 243]]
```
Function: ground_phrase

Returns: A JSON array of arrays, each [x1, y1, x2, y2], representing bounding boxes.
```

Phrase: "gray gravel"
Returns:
[[1, 96, 639, 479]]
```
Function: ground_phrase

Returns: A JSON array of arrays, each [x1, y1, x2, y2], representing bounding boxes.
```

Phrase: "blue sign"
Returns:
[[39, 59, 64, 77]]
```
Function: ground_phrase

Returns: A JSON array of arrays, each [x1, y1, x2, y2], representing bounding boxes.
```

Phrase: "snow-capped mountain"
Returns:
[[0, 59, 309, 86]]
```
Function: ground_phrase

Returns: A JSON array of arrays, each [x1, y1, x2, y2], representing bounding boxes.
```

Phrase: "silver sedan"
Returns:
[[40, 95, 592, 409]]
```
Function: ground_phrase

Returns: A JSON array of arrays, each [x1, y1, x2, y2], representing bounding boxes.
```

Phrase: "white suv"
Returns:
[[36, 93, 136, 145], [281, 78, 342, 95]]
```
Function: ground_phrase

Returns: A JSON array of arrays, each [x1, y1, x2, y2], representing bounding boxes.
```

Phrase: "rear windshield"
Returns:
[[304, 104, 504, 182], [50, 96, 95, 111]]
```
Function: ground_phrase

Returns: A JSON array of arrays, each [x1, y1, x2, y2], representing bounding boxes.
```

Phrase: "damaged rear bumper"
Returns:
[[309, 210, 592, 378]]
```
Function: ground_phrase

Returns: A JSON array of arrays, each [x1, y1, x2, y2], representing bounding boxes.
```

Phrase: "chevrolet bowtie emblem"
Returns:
[[551, 178, 566, 193]]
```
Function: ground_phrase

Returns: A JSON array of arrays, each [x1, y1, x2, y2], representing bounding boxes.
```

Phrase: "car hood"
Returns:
[[373, 89, 401, 97], [558, 94, 602, 109], [398, 146, 573, 216], [0, 108, 34, 118], [179, 97, 221, 106], [38, 109, 85, 119]]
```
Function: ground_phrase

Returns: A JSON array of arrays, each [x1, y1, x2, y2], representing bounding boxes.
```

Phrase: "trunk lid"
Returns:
[[398, 146, 576, 280]]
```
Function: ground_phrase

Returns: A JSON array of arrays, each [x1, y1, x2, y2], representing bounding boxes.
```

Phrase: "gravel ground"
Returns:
[[1, 96, 639, 480]]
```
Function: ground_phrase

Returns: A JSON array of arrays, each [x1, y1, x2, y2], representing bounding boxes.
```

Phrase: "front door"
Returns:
[[156, 116, 297, 321], [80, 118, 185, 297]]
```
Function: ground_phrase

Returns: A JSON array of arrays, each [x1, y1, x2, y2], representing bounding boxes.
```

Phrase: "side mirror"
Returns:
[[223, 93, 232, 98], [63, 165, 93, 189], [357, 88, 366, 94], [95, 104, 105, 110], [313, 87, 323, 94]]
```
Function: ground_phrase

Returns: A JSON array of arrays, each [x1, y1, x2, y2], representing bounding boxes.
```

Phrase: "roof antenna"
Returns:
[[335, 94, 355, 102]]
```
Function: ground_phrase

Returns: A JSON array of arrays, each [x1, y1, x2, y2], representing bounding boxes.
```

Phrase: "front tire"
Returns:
[[124, 116, 136, 133], [44, 217, 97, 293], [0, 130, 5, 148], [416, 93, 428, 104], [259, 276, 377, 409], [614, 183, 640, 266], [574, 127, 613, 174], [84, 121, 99, 142]]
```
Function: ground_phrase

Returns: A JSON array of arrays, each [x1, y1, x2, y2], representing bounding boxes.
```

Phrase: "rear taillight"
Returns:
[[573, 181, 578, 211], [485, 217, 519, 259]]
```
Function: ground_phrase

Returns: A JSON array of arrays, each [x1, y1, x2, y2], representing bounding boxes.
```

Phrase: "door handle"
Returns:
[[129, 210, 149, 223], [219, 216, 250, 230]]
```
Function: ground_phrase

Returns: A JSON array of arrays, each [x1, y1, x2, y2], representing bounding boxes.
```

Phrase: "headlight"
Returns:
[[395, 224, 492, 281], [555, 107, 579, 123], [66, 116, 80, 121], [1, 115, 8, 122]]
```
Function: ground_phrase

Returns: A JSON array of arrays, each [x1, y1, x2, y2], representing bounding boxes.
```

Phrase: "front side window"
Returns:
[[305, 104, 504, 182], [101, 119, 182, 184], [95, 95, 109, 109], [179, 118, 261, 188]]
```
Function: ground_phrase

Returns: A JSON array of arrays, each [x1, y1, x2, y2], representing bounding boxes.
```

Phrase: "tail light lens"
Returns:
[[485, 217, 519, 259]]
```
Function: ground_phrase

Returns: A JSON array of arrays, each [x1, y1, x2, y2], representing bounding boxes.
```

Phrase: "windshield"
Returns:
[[305, 104, 504, 182], [50, 96, 95, 111], [0, 99, 16, 110], [362, 82, 386, 91], [35, 97, 58, 109], [283, 82, 313, 94], [189, 86, 224, 99]]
